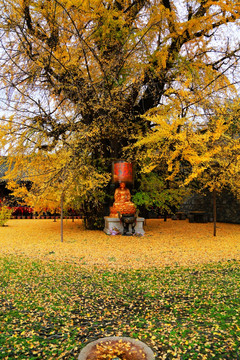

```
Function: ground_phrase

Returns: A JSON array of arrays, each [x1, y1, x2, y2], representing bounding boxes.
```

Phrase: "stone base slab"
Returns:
[[104, 216, 145, 235]]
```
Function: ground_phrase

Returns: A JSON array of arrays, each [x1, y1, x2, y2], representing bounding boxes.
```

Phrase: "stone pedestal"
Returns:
[[78, 336, 155, 360], [104, 216, 145, 235]]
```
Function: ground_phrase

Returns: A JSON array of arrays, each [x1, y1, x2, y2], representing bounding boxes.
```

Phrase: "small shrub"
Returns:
[[0, 206, 12, 226]]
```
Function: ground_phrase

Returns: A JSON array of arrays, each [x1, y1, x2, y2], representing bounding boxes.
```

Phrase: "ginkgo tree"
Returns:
[[136, 98, 240, 235], [132, 171, 189, 220], [4, 146, 111, 236], [0, 0, 240, 228]]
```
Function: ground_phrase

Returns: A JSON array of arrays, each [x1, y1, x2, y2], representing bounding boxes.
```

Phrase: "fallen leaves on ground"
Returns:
[[0, 219, 239, 268], [0, 257, 240, 359], [1, 219, 240, 359]]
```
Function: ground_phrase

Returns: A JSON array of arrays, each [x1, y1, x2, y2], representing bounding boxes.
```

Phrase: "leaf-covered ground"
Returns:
[[1, 257, 240, 359], [0, 219, 240, 268], [0, 220, 240, 359]]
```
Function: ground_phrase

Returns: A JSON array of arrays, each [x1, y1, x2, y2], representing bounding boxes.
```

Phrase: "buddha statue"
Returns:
[[110, 182, 136, 217]]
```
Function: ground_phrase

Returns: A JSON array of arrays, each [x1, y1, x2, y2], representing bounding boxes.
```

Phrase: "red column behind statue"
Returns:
[[110, 161, 136, 217]]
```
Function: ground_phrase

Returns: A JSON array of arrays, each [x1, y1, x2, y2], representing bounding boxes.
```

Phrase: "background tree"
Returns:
[[136, 98, 240, 235], [4, 147, 111, 231], [0, 0, 240, 228], [132, 172, 189, 220]]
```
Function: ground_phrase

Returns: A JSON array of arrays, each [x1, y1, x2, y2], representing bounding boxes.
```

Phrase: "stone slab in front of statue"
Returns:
[[104, 216, 145, 235]]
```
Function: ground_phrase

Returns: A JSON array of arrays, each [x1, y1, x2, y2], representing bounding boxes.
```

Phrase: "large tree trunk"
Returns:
[[82, 197, 108, 230]]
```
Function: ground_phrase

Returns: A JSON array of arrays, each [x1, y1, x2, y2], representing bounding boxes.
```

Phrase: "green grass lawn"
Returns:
[[0, 256, 240, 359]]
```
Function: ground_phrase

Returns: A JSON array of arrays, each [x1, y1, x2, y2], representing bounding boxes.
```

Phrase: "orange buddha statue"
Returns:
[[110, 182, 136, 217]]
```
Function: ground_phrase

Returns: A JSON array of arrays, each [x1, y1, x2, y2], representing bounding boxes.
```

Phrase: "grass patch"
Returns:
[[1, 256, 240, 359]]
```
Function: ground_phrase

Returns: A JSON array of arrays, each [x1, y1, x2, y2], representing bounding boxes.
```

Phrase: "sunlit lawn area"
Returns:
[[0, 219, 240, 359]]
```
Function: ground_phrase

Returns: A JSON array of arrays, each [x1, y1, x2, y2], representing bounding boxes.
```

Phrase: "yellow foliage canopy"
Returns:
[[136, 98, 240, 196], [0, 0, 240, 220]]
